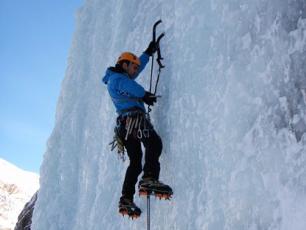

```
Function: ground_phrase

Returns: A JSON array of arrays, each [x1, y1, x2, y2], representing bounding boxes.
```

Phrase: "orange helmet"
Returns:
[[117, 52, 140, 66]]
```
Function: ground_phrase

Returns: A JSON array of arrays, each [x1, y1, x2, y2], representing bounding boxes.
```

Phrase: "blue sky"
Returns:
[[0, 1, 83, 173]]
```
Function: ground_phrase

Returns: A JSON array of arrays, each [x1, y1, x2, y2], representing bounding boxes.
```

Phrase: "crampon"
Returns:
[[139, 188, 173, 200], [138, 178, 173, 200], [118, 198, 141, 219]]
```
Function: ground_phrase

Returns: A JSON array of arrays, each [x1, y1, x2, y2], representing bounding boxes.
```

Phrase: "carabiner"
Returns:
[[137, 129, 143, 139], [143, 129, 150, 138], [137, 116, 143, 139]]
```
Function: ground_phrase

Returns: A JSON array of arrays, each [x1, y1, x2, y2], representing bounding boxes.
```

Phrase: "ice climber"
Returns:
[[102, 41, 173, 218]]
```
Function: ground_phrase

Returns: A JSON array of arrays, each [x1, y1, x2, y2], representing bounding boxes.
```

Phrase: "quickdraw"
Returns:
[[109, 127, 126, 161]]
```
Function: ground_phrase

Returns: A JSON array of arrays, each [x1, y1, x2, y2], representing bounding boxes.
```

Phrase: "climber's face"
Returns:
[[123, 62, 139, 78]]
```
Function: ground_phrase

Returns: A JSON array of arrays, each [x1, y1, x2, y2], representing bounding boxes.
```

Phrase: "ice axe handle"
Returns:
[[156, 33, 165, 68], [153, 20, 162, 42]]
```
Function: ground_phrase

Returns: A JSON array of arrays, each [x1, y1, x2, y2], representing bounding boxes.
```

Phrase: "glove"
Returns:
[[142, 91, 157, 106], [144, 41, 158, 56]]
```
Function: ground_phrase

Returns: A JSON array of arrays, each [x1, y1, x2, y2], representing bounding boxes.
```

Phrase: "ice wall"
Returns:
[[32, 0, 306, 229]]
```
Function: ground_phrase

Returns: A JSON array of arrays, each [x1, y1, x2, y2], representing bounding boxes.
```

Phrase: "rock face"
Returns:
[[0, 159, 39, 230], [14, 192, 38, 230]]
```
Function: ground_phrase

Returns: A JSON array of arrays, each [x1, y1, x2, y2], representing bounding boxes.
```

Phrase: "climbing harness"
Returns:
[[109, 110, 154, 161]]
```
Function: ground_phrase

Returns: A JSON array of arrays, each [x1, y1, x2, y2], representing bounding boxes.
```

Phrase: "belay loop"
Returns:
[[147, 19, 165, 118]]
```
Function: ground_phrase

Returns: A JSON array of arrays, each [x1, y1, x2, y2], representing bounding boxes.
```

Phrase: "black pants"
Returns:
[[118, 117, 162, 200]]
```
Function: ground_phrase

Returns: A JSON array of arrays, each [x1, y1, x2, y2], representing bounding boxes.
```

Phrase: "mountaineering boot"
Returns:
[[118, 197, 141, 219], [138, 178, 173, 199]]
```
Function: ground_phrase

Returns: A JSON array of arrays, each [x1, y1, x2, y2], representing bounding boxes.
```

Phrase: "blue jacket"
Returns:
[[102, 53, 150, 115]]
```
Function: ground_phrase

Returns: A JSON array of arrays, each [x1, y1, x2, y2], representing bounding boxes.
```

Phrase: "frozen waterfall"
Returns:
[[32, 1, 306, 229]]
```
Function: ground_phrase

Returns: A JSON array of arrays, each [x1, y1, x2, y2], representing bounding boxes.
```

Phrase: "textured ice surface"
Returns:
[[32, 0, 306, 229]]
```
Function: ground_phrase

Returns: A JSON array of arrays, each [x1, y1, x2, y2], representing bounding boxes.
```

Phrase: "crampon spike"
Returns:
[[119, 209, 128, 216], [154, 192, 172, 200], [132, 214, 140, 219], [139, 190, 150, 196]]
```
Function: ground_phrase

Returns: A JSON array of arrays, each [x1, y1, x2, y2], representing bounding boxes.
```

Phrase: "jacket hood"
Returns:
[[102, 68, 112, 85], [102, 65, 125, 84]]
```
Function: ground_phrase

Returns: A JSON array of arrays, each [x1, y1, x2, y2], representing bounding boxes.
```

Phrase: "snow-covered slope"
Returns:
[[0, 159, 39, 230], [32, 0, 306, 229]]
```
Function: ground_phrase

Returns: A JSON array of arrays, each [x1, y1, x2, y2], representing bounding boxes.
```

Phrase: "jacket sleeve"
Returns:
[[117, 76, 146, 98], [131, 52, 150, 80]]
